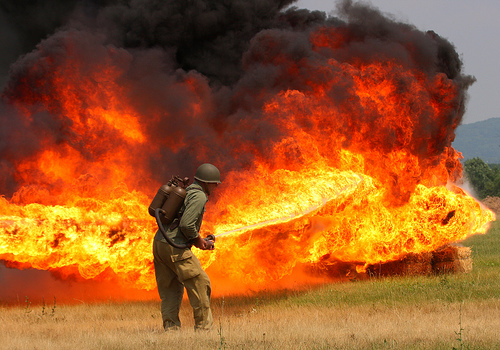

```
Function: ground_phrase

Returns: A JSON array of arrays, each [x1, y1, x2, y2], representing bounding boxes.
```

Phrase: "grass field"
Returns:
[[1, 220, 499, 350]]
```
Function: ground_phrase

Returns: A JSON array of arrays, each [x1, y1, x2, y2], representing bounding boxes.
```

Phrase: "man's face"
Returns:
[[205, 182, 219, 196]]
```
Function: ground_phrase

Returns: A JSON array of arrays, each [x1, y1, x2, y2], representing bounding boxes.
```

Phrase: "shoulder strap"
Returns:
[[168, 185, 205, 231]]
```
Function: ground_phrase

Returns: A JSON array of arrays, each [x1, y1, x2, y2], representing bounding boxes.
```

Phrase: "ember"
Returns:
[[0, 0, 495, 299]]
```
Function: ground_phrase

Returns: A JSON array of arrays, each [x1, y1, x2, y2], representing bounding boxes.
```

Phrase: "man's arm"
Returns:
[[179, 191, 206, 240]]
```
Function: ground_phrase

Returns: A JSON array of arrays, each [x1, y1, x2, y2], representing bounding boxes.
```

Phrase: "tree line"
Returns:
[[463, 158, 500, 199]]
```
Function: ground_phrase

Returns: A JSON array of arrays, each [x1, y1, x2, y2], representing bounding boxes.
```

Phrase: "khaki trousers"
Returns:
[[153, 239, 213, 330]]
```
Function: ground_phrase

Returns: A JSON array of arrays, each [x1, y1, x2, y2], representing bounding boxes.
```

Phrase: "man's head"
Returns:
[[194, 163, 221, 195]]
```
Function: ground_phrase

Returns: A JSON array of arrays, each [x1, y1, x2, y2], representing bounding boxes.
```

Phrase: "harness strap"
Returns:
[[168, 186, 204, 231]]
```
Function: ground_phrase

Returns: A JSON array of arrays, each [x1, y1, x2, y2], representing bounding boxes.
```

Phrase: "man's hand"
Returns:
[[192, 235, 215, 250], [204, 237, 215, 250]]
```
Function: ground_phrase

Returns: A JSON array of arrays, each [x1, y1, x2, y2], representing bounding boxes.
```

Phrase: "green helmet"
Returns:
[[194, 163, 221, 183]]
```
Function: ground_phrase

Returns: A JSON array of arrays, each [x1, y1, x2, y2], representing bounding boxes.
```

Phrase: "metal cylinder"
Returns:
[[148, 184, 173, 217], [161, 186, 186, 224]]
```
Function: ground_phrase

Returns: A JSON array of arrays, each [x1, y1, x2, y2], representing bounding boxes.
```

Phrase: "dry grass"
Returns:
[[1, 297, 499, 350]]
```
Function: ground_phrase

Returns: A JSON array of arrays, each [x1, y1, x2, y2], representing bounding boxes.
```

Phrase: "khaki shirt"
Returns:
[[154, 182, 207, 246]]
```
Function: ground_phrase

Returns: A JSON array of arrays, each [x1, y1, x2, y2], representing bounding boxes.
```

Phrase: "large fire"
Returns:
[[0, 1, 495, 300]]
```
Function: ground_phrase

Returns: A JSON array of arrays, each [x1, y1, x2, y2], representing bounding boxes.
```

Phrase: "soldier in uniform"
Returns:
[[152, 163, 221, 331]]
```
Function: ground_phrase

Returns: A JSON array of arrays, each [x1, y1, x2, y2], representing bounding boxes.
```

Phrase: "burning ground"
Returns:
[[0, 0, 495, 300]]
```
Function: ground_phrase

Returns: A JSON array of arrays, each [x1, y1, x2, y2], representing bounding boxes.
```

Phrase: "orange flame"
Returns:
[[0, 26, 495, 299]]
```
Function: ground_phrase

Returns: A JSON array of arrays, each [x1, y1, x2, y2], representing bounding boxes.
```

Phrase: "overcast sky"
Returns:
[[295, 0, 500, 125]]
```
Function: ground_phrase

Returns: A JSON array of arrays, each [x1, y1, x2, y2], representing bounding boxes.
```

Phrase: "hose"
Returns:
[[155, 207, 191, 249]]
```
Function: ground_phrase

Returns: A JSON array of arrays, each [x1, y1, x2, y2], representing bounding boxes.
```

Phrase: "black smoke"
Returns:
[[0, 0, 474, 200]]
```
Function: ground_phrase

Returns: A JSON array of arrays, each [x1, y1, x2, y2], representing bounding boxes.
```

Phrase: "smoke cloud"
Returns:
[[1, 0, 473, 198]]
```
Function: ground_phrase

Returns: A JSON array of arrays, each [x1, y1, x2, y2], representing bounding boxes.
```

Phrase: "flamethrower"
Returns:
[[150, 176, 217, 249], [154, 208, 216, 249]]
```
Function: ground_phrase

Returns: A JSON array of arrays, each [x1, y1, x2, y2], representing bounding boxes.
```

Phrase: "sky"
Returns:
[[295, 0, 500, 125]]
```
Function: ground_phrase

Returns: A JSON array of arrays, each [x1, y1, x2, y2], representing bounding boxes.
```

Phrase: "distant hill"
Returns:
[[452, 118, 500, 164]]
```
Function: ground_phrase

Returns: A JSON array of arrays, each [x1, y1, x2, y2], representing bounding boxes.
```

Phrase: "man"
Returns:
[[152, 163, 221, 331]]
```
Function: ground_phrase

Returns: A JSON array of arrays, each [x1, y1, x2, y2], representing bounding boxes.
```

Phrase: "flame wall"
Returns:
[[0, 0, 494, 301]]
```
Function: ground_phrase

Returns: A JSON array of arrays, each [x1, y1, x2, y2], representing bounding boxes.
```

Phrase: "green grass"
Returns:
[[466, 220, 500, 269]]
